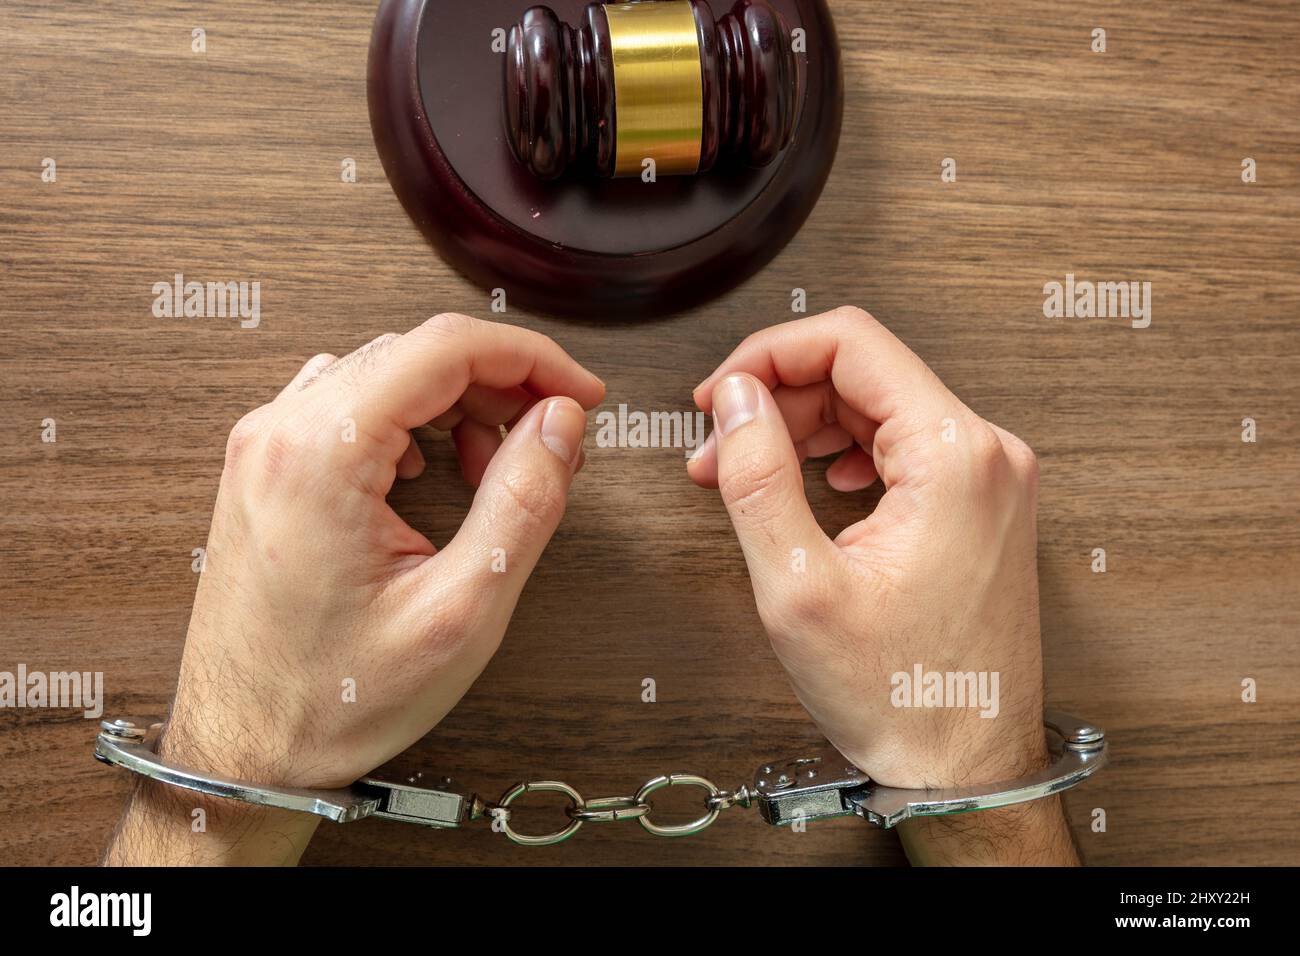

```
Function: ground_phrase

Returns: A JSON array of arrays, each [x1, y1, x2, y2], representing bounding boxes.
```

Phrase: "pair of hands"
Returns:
[[107, 307, 1073, 865]]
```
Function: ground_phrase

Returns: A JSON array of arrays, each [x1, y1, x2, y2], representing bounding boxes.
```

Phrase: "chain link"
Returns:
[[476, 774, 754, 846]]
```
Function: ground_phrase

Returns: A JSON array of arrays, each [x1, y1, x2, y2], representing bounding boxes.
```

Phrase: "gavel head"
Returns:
[[506, 0, 799, 180]]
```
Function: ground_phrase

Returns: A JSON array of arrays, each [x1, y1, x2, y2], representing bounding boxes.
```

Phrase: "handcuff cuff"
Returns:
[[95, 711, 1107, 846]]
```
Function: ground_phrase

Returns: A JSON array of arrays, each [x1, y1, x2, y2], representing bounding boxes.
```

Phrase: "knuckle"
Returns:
[[718, 449, 793, 517], [961, 423, 1020, 494], [224, 410, 265, 465], [494, 464, 565, 532], [829, 304, 877, 328], [393, 586, 480, 664], [423, 312, 477, 339], [968, 422, 1006, 469], [1002, 433, 1039, 486], [1022, 451, 1040, 492], [297, 353, 338, 389], [737, 327, 765, 352], [259, 414, 323, 481], [262, 422, 303, 468], [873, 417, 934, 484], [423, 595, 478, 651], [766, 578, 836, 633]]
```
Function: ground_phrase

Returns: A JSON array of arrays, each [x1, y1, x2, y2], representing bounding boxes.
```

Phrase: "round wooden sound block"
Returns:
[[368, 0, 842, 319]]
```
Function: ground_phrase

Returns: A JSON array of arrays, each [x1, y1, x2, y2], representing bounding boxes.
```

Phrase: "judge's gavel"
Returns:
[[506, 0, 798, 179]]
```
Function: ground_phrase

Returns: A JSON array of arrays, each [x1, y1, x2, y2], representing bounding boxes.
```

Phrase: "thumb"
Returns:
[[434, 396, 586, 618], [710, 373, 833, 603]]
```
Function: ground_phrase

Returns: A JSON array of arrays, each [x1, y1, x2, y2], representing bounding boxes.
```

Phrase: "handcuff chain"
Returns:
[[94, 711, 1107, 844], [480, 773, 756, 846]]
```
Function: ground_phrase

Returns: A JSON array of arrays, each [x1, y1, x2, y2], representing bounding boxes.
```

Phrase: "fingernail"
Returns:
[[540, 398, 586, 466], [712, 375, 760, 437]]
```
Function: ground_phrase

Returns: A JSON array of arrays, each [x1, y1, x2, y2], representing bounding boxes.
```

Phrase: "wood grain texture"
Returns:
[[1, 0, 1297, 866]]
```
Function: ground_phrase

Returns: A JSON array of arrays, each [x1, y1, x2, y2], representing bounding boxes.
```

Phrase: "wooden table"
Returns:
[[2, 0, 1297, 866]]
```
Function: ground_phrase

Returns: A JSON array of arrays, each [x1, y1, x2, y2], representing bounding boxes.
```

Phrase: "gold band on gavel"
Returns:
[[604, 1, 704, 178]]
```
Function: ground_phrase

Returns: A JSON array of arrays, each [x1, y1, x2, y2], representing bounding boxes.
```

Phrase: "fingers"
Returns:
[[349, 314, 604, 438], [274, 316, 601, 496], [693, 307, 962, 489], [395, 435, 427, 481], [708, 373, 833, 594], [825, 444, 878, 492], [798, 423, 854, 461], [694, 307, 943, 416], [688, 379, 878, 489], [430, 385, 535, 432], [430, 397, 588, 619], [451, 419, 504, 487]]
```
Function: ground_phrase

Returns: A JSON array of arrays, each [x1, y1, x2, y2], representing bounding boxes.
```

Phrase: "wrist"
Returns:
[[899, 792, 1078, 866], [103, 717, 321, 866], [941, 714, 1050, 786], [105, 774, 320, 866], [896, 726, 1078, 866], [868, 706, 1047, 791], [159, 685, 319, 788]]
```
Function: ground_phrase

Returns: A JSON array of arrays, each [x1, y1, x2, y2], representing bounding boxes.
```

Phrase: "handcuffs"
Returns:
[[95, 711, 1107, 846]]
